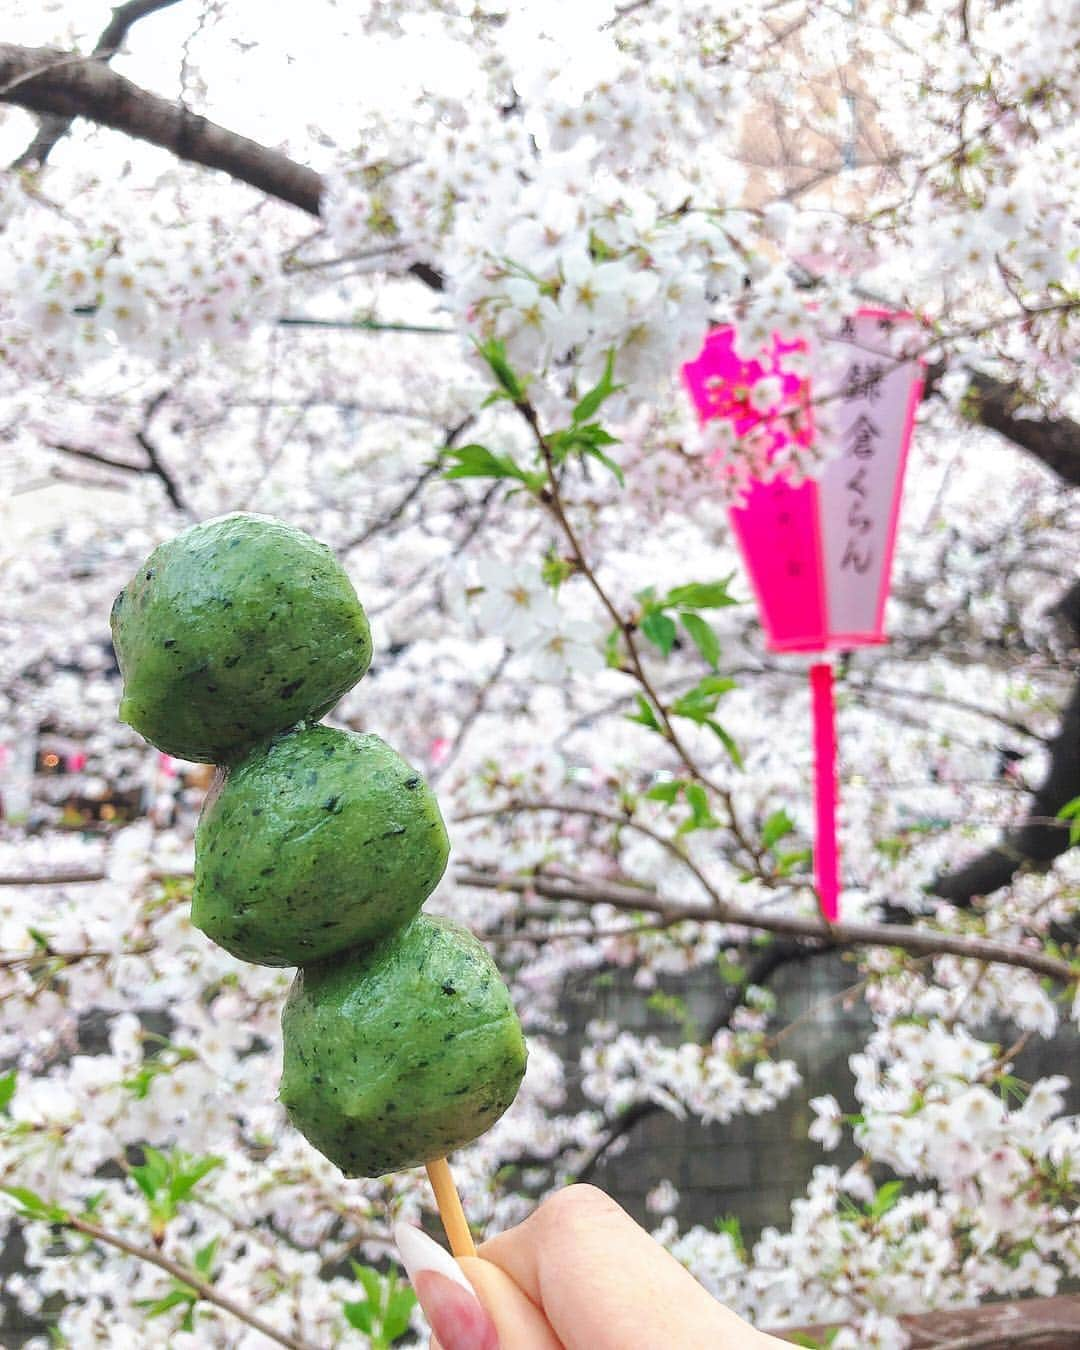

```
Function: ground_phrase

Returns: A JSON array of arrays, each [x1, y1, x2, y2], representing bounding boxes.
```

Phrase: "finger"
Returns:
[[457, 1256, 564, 1350], [480, 1185, 783, 1350], [395, 1222, 499, 1350]]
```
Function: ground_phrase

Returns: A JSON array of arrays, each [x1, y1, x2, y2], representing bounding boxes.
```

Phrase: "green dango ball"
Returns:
[[279, 916, 527, 1177], [192, 725, 450, 967], [110, 513, 372, 763]]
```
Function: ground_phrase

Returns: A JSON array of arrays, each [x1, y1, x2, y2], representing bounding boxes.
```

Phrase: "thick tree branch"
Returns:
[[1, 43, 322, 213], [924, 362, 1080, 488], [455, 866, 1076, 984], [10, 0, 184, 170], [0, 43, 444, 289], [932, 577, 1080, 903], [964, 372, 1080, 487]]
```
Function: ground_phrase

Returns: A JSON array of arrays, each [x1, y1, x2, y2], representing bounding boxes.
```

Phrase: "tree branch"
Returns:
[[455, 866, 1076, 984], [963, 371, 1080, 487], [932, 577, 1080, 903], [11, 0, 185, 170], [66, 1214, 318, 1350], [455, 800, 724, 905], [0, 869, 106, 886], [1, 43, 323, 214], [0, 43, 445, 290], [923, 362, 1080, 488], [133, 389, 188, 514]]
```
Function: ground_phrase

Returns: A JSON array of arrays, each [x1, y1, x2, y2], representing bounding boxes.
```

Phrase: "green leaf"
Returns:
[[713, 1213, 745, 1259], [583, 441, 625, 487], [343, 1300, 374, 1333], [628, 695, 662, 732], [541, 550, 575, 591], [138, 1288, 195, 1319], [762, 809, 795, 850], [679, 782, 721, 834], [351, 1262, 384, 1306], [670, 675, 736, 722], [571, 349, 622, 423], [168, 1154, 223, 1205], [641, 611, 677, 657], [775, 846, 812, 876], [548, 421, 624, 485], [474, 338, 525, 401], [680, 613, 720, 670], [130, 1165, 160, 1202], [869, 1179, 904, 1219], [704, 719, 743, 769], [383, 1283, 418, 1341], [604, 626, 622, 669], [1058, 795, 1080, 846], [644, 780, 683, 805], [716, 954, 745, 983], [0, 1069, 16, 1113], [663, 578, 738, 610], [193, 1238, 219, 1276], [0, 1186, 67, 1223], [443, 444, 542, 491]]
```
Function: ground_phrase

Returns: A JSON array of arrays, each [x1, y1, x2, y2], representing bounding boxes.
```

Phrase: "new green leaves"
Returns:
[[549, 349, 626, 485], [444, 343, 626, 490], [634, 577, 737, 671], [643, 778, 721, 834], [681, 612, 720, 670], [443, 443, 544, 492], [129, 1147, 223, 1241], [343, 1262, 417, 1347]]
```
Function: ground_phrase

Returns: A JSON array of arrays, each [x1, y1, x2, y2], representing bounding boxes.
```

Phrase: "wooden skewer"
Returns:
[[425, 1156, 476, 1258]]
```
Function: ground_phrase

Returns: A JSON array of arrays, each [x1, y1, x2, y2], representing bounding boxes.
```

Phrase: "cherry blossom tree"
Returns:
[[0, 0, 1077, 1345]]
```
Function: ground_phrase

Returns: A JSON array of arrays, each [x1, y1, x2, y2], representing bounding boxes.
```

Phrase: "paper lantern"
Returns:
[[683, 310, 924, 920]]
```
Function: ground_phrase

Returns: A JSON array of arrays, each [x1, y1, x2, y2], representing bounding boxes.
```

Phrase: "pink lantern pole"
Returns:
[[683, 310, 924, 921]]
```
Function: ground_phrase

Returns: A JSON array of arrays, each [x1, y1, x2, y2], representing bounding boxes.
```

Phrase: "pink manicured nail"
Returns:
[[393, 1222, 499, 1350]]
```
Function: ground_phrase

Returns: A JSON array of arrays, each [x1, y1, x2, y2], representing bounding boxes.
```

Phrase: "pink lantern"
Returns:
[[683, 309, 924, 921]]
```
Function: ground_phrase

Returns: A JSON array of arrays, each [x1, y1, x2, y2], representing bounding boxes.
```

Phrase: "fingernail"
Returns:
[[393, 1222, 499, 1350]]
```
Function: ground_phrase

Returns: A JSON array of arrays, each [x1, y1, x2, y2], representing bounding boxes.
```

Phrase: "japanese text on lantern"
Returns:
[[840, 406, 881, 576]]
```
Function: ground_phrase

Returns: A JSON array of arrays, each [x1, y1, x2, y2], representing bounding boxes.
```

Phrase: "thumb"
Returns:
[[395, 1223, 559, 1350], [454, 1256, 563, 1349]]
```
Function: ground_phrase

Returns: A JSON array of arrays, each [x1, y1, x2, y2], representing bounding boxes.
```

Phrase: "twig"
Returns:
[[927, 1324, 1080, 1349], [455, 866, 1077, 984], [431, 649, 510, 785], [0, 870, 106, 886], [133, 390, 187, 514], [0, 944, 150, 969], [277, 316, 454, 334], [344, 415, 474, 553], [455, 800, 724, 905], [513, 394, 761, 866], [66, 1214, 317, 1350]]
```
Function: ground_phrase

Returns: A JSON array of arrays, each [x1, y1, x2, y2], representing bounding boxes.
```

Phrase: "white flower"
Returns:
[[473, 559, 559, 644], [808, 1095, 843, 1150], [519, 618, 605, 682], [646, 1179, 680, 1214]]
